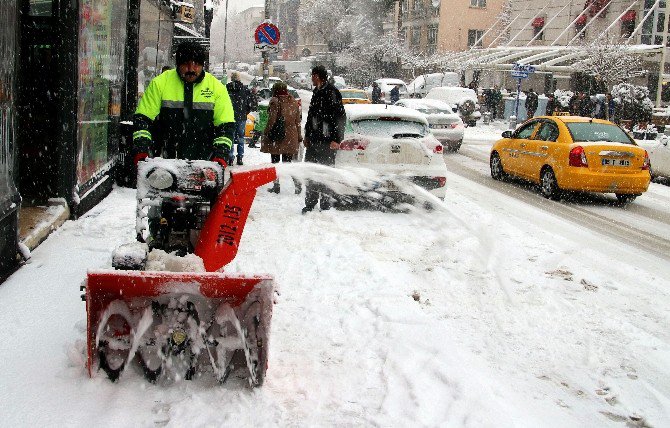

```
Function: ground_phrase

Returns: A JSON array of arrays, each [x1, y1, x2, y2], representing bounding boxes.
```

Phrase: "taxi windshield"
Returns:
[[566, 122, 635, 145]]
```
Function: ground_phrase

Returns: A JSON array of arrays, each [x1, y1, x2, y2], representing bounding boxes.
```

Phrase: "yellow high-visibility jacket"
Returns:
[[133, 69, 235, 160]]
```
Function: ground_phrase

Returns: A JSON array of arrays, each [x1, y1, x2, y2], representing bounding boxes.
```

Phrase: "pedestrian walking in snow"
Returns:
[[390, 85, 400, 104], [302, 65, 346, 214], [371, 82, 382, 104], [132, 41, 235, 168], [545, 93, 558, 116], [525, 88, 539, 119], [261, 82, 303, 194], [226, 72, 255, 165]]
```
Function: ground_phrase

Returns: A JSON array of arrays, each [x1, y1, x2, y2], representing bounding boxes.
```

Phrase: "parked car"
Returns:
[[490, 116, 651, 203], [255, 85, 302, 110], [210, 64, 226, 81], [340, 89, 371, 105], [365, 78, 408, 104], [331, 75, 346, 89], [639, 135, 670, 181], [395, 98, 464, 151], [249, 76, 283, 93], [406, 73, 460, 99], [334, 104, 448, 206], [425, 86, 481, 127], [290, 72, 311, 89]]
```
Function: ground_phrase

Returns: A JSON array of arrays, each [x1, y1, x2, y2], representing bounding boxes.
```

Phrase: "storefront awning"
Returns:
[[575, 14, 588, 26], [532, 17, 545, 28], [174, 22, 204, 38]]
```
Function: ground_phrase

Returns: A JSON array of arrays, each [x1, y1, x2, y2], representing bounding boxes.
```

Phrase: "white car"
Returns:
[[334, 104, 448, 206], [365, 78, 408, 104], [395, 98, 465, 151], [640, 136, 670, 180], [406, 72, 460, 99], [425, 86, 481, 127]]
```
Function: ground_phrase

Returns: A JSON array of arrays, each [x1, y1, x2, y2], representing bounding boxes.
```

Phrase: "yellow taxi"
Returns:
[[490, 116, 651, 203], [340, 89, 371, 105]]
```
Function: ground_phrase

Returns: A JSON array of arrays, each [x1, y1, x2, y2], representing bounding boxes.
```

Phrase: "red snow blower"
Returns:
[[83, 159, 276, 386]]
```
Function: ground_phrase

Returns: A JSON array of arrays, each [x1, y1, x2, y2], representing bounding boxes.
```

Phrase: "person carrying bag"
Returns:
[[261, 82, 302, 194]]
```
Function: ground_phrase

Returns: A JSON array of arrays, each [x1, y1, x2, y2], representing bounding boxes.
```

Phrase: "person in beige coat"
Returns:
[[261, 82, 302, 194]]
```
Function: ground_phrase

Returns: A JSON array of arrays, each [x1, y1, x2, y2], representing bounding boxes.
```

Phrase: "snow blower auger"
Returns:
[[82, 159, 277, 386]]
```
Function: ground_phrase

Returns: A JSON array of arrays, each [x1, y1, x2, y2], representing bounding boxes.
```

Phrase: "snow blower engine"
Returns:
[[82, 158, 277, 386]]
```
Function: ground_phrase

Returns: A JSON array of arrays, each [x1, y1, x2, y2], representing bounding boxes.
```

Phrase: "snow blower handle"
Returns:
[[195, 167, 277, 272]]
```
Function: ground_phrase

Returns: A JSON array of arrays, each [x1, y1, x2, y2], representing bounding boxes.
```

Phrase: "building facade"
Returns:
[[437, 0, 506, 51]]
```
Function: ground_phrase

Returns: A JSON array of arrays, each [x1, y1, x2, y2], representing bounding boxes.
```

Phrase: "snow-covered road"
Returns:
[[1, 125, 669, 427]]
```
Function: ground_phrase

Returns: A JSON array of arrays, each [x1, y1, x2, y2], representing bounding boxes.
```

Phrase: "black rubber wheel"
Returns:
[[490, 152, 507, 180], [540, 167, 561, 200], [615, 193, 638, 204], [98, 346, 125, 382]]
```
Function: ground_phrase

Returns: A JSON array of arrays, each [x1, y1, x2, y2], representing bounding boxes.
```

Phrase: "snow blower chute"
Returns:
[[83, 159, 277, 386]]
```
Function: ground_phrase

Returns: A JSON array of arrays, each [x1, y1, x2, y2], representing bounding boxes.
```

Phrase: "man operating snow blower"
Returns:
[[84, 43, 279, 387], [132, 41, 235, 167]]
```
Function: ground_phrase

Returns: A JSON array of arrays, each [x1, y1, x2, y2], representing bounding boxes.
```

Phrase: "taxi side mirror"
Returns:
[[502, 130, 513, 139]]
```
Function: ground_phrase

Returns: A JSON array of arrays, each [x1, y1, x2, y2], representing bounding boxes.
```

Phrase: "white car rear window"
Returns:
[[351, 119, 427, 138]]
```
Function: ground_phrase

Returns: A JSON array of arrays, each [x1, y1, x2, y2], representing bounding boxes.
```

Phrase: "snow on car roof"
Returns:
[[345, 104, 428, 124], [397, 98, 454, 111], [376, 78, 406, 85]]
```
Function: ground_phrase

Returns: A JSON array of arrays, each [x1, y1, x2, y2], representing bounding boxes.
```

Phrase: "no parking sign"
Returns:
[[254, 21, 281, 53]]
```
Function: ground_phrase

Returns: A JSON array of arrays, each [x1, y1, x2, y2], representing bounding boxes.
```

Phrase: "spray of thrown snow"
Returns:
[[273, 161, 509, 292]]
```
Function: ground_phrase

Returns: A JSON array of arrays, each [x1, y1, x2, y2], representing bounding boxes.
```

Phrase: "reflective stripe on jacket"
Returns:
[[134, 69, 235, 160]]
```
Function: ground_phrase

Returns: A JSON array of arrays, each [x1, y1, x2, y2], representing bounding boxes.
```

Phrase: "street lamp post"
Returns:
[[263, 0, 270, 87], [222, 0, 229, 68]]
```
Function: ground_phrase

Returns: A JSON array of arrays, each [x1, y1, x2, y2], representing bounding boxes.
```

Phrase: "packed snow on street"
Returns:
[[1, 122, 670, 427]]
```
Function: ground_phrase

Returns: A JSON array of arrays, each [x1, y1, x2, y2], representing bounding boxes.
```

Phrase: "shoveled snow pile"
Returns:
[[144, 249, 206, 272]]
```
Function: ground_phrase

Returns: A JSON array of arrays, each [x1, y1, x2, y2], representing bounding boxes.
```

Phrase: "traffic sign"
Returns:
[[254, 21, 281, 46], [511, 63, 535, 79]]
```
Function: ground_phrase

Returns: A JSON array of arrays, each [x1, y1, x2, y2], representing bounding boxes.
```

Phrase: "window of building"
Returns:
[[470, 0, 486, 8], [401, 0, 409, 18], [467, 29, 484, 47], [399, 27, 407, 43], [411, 26, 421, 47], [427, 24, 438, 54]]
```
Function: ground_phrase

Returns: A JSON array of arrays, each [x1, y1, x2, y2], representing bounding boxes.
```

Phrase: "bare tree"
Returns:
[[574, 35, 647, 119]]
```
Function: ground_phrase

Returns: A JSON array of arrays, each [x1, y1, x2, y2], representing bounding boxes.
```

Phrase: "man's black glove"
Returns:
[[132, 137, 151, 166], [210, 145, 230, 168]]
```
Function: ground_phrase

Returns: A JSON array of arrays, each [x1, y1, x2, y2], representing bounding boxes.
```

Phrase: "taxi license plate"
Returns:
[[602, 158, 630, 167]]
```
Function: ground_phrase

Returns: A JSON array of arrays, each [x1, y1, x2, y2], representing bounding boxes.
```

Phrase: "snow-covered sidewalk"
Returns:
[[0, 145, 669, 427]]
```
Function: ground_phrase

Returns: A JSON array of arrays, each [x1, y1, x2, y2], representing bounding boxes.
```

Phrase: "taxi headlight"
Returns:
[[146, 168, 175, 190]]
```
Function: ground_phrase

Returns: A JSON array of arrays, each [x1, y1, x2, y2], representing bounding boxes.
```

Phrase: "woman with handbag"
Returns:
[[261, 82, 303, 194]]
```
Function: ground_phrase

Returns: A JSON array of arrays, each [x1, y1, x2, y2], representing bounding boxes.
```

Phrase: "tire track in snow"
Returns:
[[443, 152, 670, 263]]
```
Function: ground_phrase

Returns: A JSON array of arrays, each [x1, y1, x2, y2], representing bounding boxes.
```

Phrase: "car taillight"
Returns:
[[569, 146, 588, 167], [339, 138, 370, 150], [434, 176, 446, 187], [642, 150, 650, 170], [449, 123, 463, 129], [433, 144, 443, 154]]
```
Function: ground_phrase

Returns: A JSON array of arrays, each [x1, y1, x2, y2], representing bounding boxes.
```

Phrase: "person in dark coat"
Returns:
[[579, 93, 594, 117], [525, 88, 539, 119], [390, 85, 400, 104], [489, 85, 502, 119], [302, 65, 346, 214], [545, 93, 558, 116], [226, 72, 254, 165], [371, 82, 382, 104]]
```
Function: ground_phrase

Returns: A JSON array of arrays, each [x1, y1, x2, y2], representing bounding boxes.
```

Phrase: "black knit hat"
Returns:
[[176, 41, 207, 66]]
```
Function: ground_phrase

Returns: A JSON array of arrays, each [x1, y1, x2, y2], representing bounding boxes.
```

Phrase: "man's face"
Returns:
[[178, 60, 204, 83], [311, 73, 322, 88]]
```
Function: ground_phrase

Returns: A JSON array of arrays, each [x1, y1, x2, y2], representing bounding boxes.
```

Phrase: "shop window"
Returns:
[[427, 24, 438, 54], [468, 29, 483, 48], [470, 0, 486, 8]]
